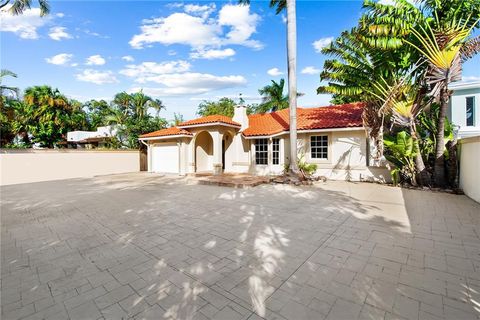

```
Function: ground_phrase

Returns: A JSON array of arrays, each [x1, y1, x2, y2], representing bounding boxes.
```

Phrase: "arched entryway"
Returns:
[[195, 131, 213, 172]]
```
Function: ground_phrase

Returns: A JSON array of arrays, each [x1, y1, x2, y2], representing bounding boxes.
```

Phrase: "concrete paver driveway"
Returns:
[[2, 173, 480, 320]]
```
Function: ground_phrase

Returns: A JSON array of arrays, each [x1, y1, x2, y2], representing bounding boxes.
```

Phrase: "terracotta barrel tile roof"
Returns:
[[139, 126, 193, 138], [243, 102, 365, 137], [177, 115, 241, 127]]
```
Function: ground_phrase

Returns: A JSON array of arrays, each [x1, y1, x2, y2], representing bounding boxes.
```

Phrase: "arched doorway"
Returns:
[[195, 131, 213, 172]]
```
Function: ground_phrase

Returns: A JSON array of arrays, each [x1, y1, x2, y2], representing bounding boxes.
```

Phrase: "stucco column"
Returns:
[[211, 131, 223, 175]]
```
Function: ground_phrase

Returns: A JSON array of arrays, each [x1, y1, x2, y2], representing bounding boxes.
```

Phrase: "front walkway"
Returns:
[[1, 173, 479, 320]]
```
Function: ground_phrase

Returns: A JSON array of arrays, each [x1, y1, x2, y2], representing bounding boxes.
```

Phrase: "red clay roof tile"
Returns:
[[242, 102, 365, 137], [139, 127, 193, 138], [177, 115, 240, 127]]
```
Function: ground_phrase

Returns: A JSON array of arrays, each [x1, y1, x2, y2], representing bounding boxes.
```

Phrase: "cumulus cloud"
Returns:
[[313, 37, 334, 53], [128, 73, 246, 96], [190, 48, 235, 60], [267, 68, 283, 76], [76, 69, 118, 84], [48, 26, 72, 41], [122, 55, 135, 62], [129, 4, 262, 53], [119, 60, 191, 82], [184, 3, 216, 18], [0, 7, 51, 39], [301, 66, 320, 75], [45, 53, 73, 65], [85, 55, 106, 66]]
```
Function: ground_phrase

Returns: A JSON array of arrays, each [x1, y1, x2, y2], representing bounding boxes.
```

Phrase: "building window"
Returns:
[[466, 96, 475, 127], [272, 139, 280, 165], [255, 139, 268, 165], [311, 135, 328, 159]]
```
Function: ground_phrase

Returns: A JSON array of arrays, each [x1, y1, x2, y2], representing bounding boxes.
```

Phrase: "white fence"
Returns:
[[0, 149, 139, 186], [459, 136, 480, 203]]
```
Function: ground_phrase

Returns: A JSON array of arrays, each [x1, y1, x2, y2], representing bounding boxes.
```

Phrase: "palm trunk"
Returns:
[[411, 123, 430, 186], [434, 87, 448, 186], [286, 0, 298, 173]]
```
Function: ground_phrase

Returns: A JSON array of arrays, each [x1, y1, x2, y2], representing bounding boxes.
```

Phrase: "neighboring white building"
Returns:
[[448, 81, 480, 138], [67, 125, 118, 148], [139, 103, 390, 182]]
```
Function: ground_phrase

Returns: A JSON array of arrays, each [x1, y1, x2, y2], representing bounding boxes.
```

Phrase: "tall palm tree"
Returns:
[[0, 0, 49, 16], [240, 0, 298, 173], [112, 91, 132, 116], [406, 15, 480, 186], [150, 98, 166, 117], [257, 79, 289, 113]]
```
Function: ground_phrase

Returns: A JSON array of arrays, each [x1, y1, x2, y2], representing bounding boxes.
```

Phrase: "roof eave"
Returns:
[[138, 134, 193, 141], [242, 126, 364, 139], [177, 122, 241, 129]]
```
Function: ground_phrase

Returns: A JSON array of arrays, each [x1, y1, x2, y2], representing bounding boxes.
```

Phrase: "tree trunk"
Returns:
[[434, 88, 448, 187], [286, 0, 298, 173], [411, 124, 430, 187]]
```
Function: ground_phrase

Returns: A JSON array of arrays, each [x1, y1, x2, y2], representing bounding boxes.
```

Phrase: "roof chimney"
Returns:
[[233, 95, 249, 131]]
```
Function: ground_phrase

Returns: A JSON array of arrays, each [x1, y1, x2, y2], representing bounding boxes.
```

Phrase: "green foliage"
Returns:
[[256, 79, 289, 113], [197, 97, 256, 117], [297, 153, 318, 177], [197, 97, 236, 117], [417, 103, 454, 159], [384, 131, 418, 185]]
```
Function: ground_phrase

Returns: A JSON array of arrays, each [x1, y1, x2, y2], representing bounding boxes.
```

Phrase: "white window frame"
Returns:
[[310, 135, 329, 160], [272, 138, 280, 165], [255, 138, 268, 165]]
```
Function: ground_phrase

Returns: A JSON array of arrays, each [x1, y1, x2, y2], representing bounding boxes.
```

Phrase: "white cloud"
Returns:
[[167, 50, 177, 56], [0, 7, 51, 39], [462, 76, 480, 81], [76, 69, 118, 84], [184, 3, 216, 18], [45, 53, 73, 65], [190, 48, 235, 60], [267, 68, 283, 77], [122, 55, 135, 62], [85, 55, 106, 66], [119, 60, 191, 82], [129, 4, 262, 50], [218, 4, 262, 49], [313, 37, 334, 53], [301, 66, 320, 75], [128, 73, 246, 96], [48, 26, 72, 41], [56, 13, 65, 18]]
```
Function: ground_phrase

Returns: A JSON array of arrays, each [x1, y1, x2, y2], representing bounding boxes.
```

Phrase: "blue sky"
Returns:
[[1, 0, 479, 121]]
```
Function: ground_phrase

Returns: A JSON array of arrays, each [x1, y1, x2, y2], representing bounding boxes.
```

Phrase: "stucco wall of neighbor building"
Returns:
[[0, 149, 139, 186], [448, 85, 480, 138], [459, 135, 480, 203]]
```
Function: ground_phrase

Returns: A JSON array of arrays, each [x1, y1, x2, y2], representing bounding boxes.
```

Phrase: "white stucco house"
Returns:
[[448, 81, 480, 138], [139, 102, 390, 181]]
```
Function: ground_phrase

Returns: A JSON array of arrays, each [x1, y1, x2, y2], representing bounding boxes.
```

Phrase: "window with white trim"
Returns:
[[466, 96, 475, 127], [272, 138, 280, 165], [255, 139, 268, 165], [310, 135, 328, 159]]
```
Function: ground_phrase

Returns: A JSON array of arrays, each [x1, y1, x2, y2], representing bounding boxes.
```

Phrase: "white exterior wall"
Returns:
[[0, 149, 139, 186], [448, 85, 480, 138], [459, 135, 480, 203]]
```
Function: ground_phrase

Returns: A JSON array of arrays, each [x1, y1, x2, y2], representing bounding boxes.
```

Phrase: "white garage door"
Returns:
[[151, 144, 179, 173]]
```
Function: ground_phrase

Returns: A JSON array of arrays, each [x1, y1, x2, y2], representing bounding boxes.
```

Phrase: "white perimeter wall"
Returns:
[[459, 136, 480, 203], [0, 149, 139, 186]]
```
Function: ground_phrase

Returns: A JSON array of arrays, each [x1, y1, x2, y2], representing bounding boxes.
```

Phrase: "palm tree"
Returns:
[[112, 92, 132, 116], [240, 0, 298, 173], [0, 69, 19, 99], [150, 98, 166, 117], [257, 79, 289, 113], [0, 0, 49, 16], [406, 15, 480, 186]]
